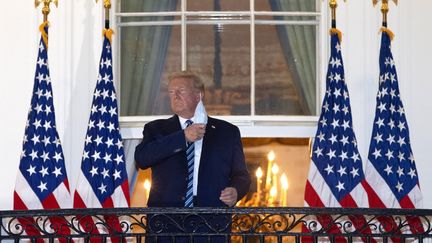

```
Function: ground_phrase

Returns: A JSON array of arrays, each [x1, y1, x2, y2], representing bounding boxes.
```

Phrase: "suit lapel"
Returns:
[[165, 115, 182, 135], [199, 117, 215, 168]]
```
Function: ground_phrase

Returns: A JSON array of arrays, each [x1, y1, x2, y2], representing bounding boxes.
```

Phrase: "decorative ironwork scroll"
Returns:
[[1, 207, 431, 242]]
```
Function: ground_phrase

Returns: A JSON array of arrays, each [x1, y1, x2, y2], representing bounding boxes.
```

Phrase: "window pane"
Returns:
[[187, 24, 251, 115], [255, 24, 317, 115], [187, 0, 249, 11], [255, 15, 318, 21], [120, 16, 180, 23], [255, 0, 317, 12], [120, 0, 179, 12], [120, 25, 181, 116], [118, 0, 320, 118]]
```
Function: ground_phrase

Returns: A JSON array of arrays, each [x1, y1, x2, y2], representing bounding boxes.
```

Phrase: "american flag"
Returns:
[[73, 30, 130, 238], [14, 23, 73, 239], [303, 32, 372, 240], [364, 30, 423, 234]]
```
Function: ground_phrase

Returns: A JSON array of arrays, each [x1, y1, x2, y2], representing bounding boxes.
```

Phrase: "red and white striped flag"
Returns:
[[303, 31, 373, 242], [363, 28, 423, 235], [14, 21, 73, 240], [73, 29, 130, 241]]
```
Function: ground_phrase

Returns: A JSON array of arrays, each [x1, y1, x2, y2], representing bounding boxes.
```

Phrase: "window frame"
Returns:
[[113, 0, 330, 139]]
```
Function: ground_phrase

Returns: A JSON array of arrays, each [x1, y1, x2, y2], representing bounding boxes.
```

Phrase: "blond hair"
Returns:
[[168, 71, 205, 92]]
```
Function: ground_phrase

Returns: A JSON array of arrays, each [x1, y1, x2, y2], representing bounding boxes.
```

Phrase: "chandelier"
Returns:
[[237, 150, 289, 207]]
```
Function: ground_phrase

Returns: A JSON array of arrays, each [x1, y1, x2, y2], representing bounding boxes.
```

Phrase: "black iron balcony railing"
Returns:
[[1, 207, 432, 242]]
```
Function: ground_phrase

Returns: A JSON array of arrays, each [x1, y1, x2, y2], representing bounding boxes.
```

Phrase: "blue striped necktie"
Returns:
[[185, 120, 194, 207]]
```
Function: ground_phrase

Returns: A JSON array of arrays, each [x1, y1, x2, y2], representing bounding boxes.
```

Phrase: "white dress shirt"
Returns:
[[178, 116, 203, 196]]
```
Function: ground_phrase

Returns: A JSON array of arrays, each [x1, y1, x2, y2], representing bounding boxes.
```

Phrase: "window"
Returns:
[[116, 0, 322, 124], [116, 0, 326, 208]]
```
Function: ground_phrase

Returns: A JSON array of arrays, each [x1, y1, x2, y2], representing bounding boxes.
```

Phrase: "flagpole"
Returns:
[[326, 0, 344, 42], [373, 0, 398, 27], [15, 2, 73, 239], [73, 1, 130, 237], [35, 0, 58, 22], [329, 0, 338, 28], [96, 0, 112, 29], [367, 0, 422, 216]]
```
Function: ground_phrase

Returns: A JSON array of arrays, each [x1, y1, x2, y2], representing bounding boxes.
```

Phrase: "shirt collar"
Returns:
[[178, 116, 194, 129]]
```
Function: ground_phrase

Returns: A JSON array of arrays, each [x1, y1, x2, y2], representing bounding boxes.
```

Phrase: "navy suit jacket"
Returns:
[[134, 115, 251, 207]]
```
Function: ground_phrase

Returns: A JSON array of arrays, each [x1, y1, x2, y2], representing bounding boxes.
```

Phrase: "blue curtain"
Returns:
[[120, 0, 178, 195], [269, 0, 317, 115], [120, 0, 178, 116]]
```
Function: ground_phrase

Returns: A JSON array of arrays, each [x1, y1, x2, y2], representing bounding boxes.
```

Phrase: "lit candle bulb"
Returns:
[[266, 151, 275, 191], [255, 167, 263, 204], [270, 186, 277, 197], [270, 186, 277, 206], [271, 163, 279, 201], [144, 179, 151, 203], [268, 151, 275, 163], [272, 163, 279, 174], [280, 173, 289, 206]]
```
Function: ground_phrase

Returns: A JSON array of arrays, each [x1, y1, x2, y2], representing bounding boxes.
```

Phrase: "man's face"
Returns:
[[168, 77, 200, 118]]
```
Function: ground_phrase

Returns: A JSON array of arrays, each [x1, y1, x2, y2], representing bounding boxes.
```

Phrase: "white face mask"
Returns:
[[193, 93, 208, 124]]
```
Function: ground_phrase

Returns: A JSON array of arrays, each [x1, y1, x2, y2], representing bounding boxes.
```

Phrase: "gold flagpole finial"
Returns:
[[329, 0, 338, 23], [373, 0, 398, 26], [35, 0, 58, 22], [324, 0, 345, 41], [95, 0, 111, 10], [324, 0, 346, 27], [96, 0, 112, 29]]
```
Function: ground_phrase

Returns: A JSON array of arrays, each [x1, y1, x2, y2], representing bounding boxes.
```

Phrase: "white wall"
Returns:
[[337, 0, 432, 207], [0, 0, 431, 210], [0, 0, 102, 209], [1, 3, 40, 209]]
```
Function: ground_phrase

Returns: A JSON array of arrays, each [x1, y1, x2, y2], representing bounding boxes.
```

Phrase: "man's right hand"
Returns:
[[184, 123, 206, 143]]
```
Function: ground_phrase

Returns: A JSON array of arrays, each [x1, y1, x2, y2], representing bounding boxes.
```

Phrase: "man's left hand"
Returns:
[[219, 187, 238, 206]]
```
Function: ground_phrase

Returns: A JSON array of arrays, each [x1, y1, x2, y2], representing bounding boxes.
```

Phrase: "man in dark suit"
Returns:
[[134, 71, 251, 242]]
